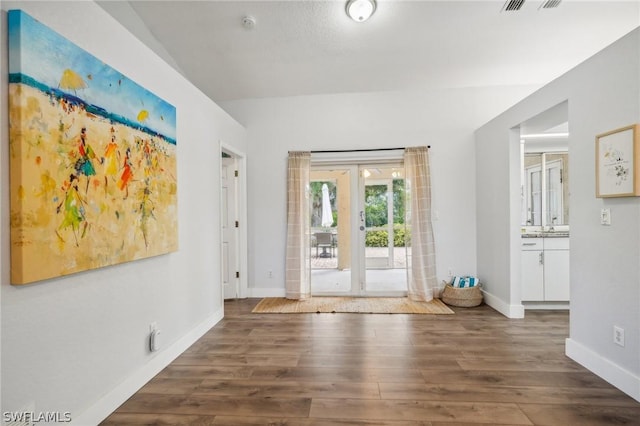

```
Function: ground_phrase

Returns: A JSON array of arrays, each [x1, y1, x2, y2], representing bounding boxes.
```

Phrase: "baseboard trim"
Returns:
[[71, 308, 224, 425], [523, 301, 569, 310], [566, 338, 640, 402], [248, 287, 286, 298], [482, 290, 525, 318]]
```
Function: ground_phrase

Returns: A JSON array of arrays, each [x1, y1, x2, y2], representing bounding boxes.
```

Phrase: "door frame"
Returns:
[[220, 141, 248, 300], [309, 154, 407, 297]]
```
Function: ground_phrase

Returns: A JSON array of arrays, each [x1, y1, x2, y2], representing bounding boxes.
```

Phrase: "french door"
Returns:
[[310, 163, 408, 296]]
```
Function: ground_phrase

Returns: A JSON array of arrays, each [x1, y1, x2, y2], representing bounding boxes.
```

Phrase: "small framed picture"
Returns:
[[596, 124, 640, 198]]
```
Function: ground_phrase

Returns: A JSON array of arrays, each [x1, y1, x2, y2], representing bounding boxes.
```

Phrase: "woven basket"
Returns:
[[441, 283, 483, 307]]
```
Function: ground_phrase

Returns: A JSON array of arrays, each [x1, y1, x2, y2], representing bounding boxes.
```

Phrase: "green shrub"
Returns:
[[365, 230, 388, 247], [365, 226, 411, 247], [391, 225, 411, 247]]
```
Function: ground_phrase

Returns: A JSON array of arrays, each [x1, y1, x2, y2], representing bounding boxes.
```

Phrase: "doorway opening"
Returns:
[[220, 144, 247, 300], [517, 100, 570, 310]]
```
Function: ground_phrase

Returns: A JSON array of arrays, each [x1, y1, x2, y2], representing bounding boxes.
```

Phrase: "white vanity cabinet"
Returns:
[[521, 239, 544, 301], [542, 238, 570, 300], [521, 237, 569, 302]]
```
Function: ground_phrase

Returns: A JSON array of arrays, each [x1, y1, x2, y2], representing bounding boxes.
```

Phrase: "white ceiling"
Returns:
[[100, 1, 640, 103]]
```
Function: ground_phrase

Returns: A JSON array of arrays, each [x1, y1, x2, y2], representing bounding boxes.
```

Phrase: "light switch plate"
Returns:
[[601, 208, 611, 225]]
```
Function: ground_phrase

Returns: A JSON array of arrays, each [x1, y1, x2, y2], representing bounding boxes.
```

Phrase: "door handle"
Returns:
[[360, 211, 364, 222]]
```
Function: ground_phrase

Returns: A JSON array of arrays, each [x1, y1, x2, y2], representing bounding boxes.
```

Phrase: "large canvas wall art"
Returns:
[[8, 10, 178, 285]]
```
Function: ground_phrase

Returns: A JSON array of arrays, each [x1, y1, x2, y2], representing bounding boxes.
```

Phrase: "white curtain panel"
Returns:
[[285, 151, 311, 299], [404, 147, 438, 301]]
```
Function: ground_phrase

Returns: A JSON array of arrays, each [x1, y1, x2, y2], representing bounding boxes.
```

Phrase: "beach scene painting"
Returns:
[[8, 10, 178, 285]]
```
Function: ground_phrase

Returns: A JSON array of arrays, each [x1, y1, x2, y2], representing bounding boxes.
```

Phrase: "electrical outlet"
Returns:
[[268, 270, 273, 278], [613, 326, 625, 347]]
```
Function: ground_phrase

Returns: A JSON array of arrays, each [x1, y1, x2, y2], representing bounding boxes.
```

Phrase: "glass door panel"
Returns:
[[361, 165, 408, 295], [310, 167, 353, 295]]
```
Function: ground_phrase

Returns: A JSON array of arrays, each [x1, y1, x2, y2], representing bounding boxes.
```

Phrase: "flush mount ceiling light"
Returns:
[[346, 0, 376, 22]]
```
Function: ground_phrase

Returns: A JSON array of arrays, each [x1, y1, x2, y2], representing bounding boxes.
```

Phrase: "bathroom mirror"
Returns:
[[522, 152, 569, 227]]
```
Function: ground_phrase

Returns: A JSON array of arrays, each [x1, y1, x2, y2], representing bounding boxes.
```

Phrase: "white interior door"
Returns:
[[221, 154, 239, 299]]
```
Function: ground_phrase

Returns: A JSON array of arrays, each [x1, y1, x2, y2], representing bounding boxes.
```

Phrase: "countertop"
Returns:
[[522, 232, 569, 238]]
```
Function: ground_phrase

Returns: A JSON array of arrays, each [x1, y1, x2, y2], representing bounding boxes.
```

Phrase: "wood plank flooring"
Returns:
[[102, 299, 640, 425]]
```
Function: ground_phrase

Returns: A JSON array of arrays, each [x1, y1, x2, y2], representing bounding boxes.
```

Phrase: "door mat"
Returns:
[[252, 297, 454, 314]]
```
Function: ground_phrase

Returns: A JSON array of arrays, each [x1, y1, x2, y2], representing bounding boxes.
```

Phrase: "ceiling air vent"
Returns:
[[502, 0, 525, 11], [540, 0, 562, 9]]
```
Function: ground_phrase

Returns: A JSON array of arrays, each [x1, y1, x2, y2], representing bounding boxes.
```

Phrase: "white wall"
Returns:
[[221, 86, 537, 296], [476, 29, 640, 401], [0, 2, 246, 423]]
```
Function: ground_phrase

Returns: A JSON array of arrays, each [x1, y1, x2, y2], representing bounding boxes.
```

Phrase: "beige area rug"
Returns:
[[252, 297, 454, 314]]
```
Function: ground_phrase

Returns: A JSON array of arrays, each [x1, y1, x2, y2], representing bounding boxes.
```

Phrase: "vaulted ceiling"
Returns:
[[100, 1, 640, 103]]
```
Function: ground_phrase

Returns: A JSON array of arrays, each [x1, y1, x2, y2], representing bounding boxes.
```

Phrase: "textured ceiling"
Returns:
[[100, 1, 640, 102]]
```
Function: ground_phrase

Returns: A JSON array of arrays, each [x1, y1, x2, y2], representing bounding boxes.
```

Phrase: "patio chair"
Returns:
[[314, 232, 334, 258]]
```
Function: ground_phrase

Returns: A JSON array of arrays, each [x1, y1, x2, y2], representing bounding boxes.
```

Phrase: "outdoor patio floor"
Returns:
[[311, 247, 408, 294]]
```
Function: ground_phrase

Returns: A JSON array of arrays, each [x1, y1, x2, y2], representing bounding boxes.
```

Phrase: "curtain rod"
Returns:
[[307, 146, 430, 154]]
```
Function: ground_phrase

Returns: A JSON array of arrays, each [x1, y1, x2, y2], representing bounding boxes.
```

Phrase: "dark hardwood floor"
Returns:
[[103, 298, 640, 425]]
